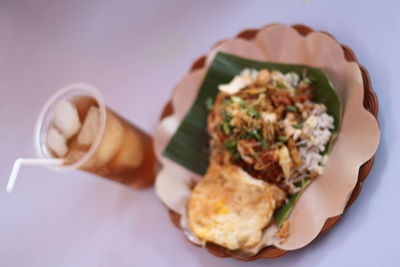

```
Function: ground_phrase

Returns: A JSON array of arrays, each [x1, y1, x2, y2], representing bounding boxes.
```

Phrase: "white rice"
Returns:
[[295, 105, 334, 178]]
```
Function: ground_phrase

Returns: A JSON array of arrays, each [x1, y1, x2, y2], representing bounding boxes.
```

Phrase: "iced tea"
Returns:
[[37, 84, 156, 189]]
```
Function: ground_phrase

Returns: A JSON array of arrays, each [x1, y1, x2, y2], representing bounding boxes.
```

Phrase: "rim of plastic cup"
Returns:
[[34, 83, 107, 171]]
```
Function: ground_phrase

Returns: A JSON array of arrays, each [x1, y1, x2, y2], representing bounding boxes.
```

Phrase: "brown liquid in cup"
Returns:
[[59, 96, 157, 189]]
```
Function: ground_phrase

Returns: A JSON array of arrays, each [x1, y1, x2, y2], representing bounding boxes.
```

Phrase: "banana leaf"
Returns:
[[274, 177, 312, 227], [163, 52, 342, 175]]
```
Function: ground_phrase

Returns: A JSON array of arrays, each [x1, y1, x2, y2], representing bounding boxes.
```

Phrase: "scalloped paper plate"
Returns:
[[154, 24, 380, 253]]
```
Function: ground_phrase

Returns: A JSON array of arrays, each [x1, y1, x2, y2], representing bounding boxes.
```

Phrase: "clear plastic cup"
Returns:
[[34, 83, 157, 189]]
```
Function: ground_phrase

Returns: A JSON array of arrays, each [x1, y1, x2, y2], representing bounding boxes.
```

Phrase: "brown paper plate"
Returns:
[[158, 24, 379, 261]]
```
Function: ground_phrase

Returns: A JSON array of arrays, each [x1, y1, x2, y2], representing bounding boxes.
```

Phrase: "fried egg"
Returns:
[[188, 163, 277, 250]]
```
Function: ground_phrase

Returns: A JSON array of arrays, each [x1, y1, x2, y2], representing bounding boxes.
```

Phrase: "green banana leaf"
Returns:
[[274, 177, 312, 227], [163, 52, 342, 175]]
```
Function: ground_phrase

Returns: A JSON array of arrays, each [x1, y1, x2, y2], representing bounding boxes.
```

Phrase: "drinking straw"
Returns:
[[7, 158, 63, 193]]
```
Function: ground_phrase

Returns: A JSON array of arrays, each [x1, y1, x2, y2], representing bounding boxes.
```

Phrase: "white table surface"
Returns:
[[0, 0, 398, 266]]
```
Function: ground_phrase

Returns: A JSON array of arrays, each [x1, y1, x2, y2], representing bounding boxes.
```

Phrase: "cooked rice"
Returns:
[[208, 68, 335, 194]]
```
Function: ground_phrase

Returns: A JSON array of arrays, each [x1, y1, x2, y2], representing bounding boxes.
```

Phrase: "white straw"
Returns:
[[7, 158, 63, 193]]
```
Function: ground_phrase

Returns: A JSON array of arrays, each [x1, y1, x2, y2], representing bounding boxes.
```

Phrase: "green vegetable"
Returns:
[[243, 133, 253, 140], [294, 177, 311, 188], [224, 139, 238, 151], [221, 111, 232, 122], [205, 97, 214, 111], [230, 95, 248, 109], [274, 178, 311, 227], [286, 105, 297, 113], [233, 152, 241, 161], [231, 96, 243, 103], [292, 123, 303, 129], [261, 139, 269, 150], [278, 136, 288, 142], [222, 122, 231, 135], [247, 106, 260, 118], [250, 129, 262, 140], [271, 141, 284, 148], [222, 98, 233, 107]]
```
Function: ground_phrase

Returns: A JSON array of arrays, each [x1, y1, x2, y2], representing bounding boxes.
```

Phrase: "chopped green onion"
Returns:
[[243, 133, 253, 140], [261, 139, 269, 150], [223, 122, 231, 135], [247, 106, 260, 118], [233, 152, 241, 161], [294, 177, 311, 188], [222, 98, 232, 107], [292, 123, 303, 129], [298, 143, 308, 148], [221, 111, 232, 122], [205, 97, 214, 111], [224, 139, 238, 150], [229, 96, 248, 109], [278, 136, 288, 142], [231, 96, 243, 103], [250, 129, 262, 140], [286, 105, 297, 113], [271, 141, 284, 148]]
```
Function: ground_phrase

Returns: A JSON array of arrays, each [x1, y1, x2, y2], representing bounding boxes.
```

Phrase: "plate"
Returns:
[[155, 24, 380, 261]]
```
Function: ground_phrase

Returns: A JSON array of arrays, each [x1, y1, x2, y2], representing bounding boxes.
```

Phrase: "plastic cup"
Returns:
[[34, 83, 157, 189]]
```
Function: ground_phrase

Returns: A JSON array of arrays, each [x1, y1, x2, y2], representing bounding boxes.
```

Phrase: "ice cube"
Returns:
[[53, 100, 81, 139], [47, 127, 68, 157], [77, 106, 100, 146], [109, 128, 144, 170], [83, 110, 125, 168]]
